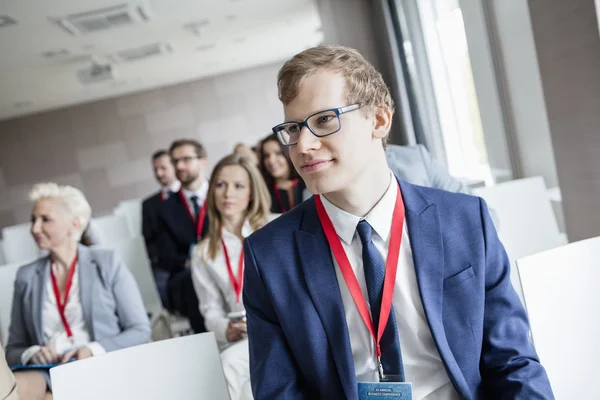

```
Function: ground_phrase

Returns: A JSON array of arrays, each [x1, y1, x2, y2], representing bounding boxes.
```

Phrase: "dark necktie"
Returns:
[[356, 220, 405, 380], [190, 195, 201, 222]]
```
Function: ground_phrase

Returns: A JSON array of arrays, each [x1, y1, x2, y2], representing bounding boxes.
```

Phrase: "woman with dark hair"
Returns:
[[258, 134, 306, 214]]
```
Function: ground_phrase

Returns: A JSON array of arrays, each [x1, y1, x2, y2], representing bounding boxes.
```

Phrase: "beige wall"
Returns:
[[528, 0, 600, 241], [0, 62, 284, 229]]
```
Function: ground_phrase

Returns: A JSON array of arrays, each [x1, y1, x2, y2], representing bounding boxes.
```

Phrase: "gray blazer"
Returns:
[[6, 245, 151, 366], [385, 144, 470, 194]]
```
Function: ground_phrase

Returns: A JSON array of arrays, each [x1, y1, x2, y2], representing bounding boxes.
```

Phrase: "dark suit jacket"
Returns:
[[142, 192, 163, 269], [156, 193, 209, 273], [268, 179, 307, 214], [243, 178, 553, 400]]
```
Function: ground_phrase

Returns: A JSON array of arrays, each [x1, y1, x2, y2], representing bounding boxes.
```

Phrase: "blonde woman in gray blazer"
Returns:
[[6, 183, 150, 400]]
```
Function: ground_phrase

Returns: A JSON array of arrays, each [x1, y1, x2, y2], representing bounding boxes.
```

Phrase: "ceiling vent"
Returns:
[[77, 61, 116, 84], [111, 43, 172, 63], [0, 15, 17, 28], [54, 2, 151, 36]]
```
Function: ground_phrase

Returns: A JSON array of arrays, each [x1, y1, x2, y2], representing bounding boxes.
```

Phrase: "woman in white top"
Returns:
[[6, 183, 150, 400], [192, 153, 271, 400]]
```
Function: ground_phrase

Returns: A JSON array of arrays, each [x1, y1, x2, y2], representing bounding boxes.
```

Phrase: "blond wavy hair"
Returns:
[[277, 45, 395, 145], [203, 153, 271, 260], [29, 182, 92, 240]]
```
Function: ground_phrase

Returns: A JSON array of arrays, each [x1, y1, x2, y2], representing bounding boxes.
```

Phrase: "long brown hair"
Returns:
[[203, 153, 271, 260], [258, 133, 300, 186]]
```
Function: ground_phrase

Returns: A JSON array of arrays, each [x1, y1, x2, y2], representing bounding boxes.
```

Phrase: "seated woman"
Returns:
[[191, 154, 271, 400], [258, 133, 307, 214], [6, 183, 151, 400]]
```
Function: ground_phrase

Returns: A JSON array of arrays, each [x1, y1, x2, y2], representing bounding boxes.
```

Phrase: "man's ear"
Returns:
[[372, 106, 393, 140]]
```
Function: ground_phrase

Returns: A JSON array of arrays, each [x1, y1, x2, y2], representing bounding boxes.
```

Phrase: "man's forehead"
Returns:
[[283, 77, 348, 121], [172, 145, 195, 155]]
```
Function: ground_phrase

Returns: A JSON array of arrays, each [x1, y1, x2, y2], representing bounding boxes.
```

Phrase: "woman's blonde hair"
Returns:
[[203, 153, 271, 260], [277, 45, 395, 146], [29, 182, 92, 240]]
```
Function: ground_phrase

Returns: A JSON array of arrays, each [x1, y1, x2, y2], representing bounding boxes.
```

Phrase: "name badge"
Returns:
[[357, 382, 412, 400]]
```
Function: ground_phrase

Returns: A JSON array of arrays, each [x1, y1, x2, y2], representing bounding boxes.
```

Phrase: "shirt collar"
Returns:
[[222, 220, 253, 240], [183, 180, 209, 203], [320, 171, 397, 245], [161, 181, 181, 197]]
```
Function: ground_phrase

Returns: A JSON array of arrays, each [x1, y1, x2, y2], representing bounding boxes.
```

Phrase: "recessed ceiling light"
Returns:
[[42, 49, 70, 59], [197, 44, 216, 52], [13, 101, 33, 109], [184, 19, 209, 36], [225, 15, 237, 21], [0, 15, 17, 28]]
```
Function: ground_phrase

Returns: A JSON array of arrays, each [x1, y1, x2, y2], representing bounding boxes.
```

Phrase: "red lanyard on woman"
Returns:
[[179, 190, 208, 239], [273, 179, 299, 213], [50, 256, 78, 338], [221, 239, 244, 303], [315, 183, 405, 371]]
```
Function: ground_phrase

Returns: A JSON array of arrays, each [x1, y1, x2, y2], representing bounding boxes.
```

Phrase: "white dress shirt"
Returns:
[[161, 180, 181, 200], [321, 172, 459, 400], [21, 262, 106, 365], [182, 180, 209, 218], [191, 222, 252, 347]]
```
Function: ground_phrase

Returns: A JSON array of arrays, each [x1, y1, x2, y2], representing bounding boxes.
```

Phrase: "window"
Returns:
[[394, 0, 493, 185]]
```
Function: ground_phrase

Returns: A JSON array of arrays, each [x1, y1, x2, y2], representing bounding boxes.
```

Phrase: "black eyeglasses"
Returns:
[[171, 156, 200, 166], [272, 104, 362, 146]]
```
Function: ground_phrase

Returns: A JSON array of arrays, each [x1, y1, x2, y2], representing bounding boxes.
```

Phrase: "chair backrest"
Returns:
[[92, 215, 133, 248], [517, 236, 600, 399], [0, 240, 5, 265], [114, 199, 142, 237], [99, 236, 162, 315], [0, 263, 25, 346], [473, 176, 565, 303], [1, 223, 40, 264], [50, 333, 231, 400]]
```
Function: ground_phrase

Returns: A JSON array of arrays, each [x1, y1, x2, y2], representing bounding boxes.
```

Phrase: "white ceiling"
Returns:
[[0, 0, 323, 120]]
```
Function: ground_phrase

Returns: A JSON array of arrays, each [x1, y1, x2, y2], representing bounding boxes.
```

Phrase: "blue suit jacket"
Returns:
[[243, 179, 553, 399]]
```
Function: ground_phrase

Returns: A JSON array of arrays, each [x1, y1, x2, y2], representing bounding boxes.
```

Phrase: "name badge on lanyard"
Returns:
[[315, 182, 413, 399], [50, 256, 78, 341], [221, 238, 244, 304]]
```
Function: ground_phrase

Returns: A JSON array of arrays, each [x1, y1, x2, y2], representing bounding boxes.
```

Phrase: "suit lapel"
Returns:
[[295, 199, 357, 399], [77, 245, 96, 338], [31, 258, 48, 344], [169, 193, 197, 242], [399, 180, 469, 398]]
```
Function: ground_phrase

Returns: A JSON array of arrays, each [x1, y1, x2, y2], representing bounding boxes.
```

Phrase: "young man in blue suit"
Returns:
[[243, 46, 554, 399]]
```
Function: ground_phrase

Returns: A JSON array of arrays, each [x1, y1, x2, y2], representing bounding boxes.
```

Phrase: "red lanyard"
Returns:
[[273, 179, 298, 213], [179, 190, 208, 239], [221, 238, 244, 303], [315, 182, 405, 364], [50, 256, 78, 338]]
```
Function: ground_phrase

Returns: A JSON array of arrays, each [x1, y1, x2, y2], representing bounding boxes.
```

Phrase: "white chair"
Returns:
[[50, 333, 231, 400], [0, 240, 5, 265], [517, 237, 600, 399], [473, 177, 566, 304], [103, 236, 162, 317], [92, 215, 133, 248], [0, 263, 25, 346], [114, 199, 142, 237], [2, 223, 40, 264], [100, 236, 191, 339]]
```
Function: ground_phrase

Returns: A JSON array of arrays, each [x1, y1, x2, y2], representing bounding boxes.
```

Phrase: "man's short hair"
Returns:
[[169, 139, 207, 159], [152, 149, 169, 161], [277, 45, 395, 145]]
